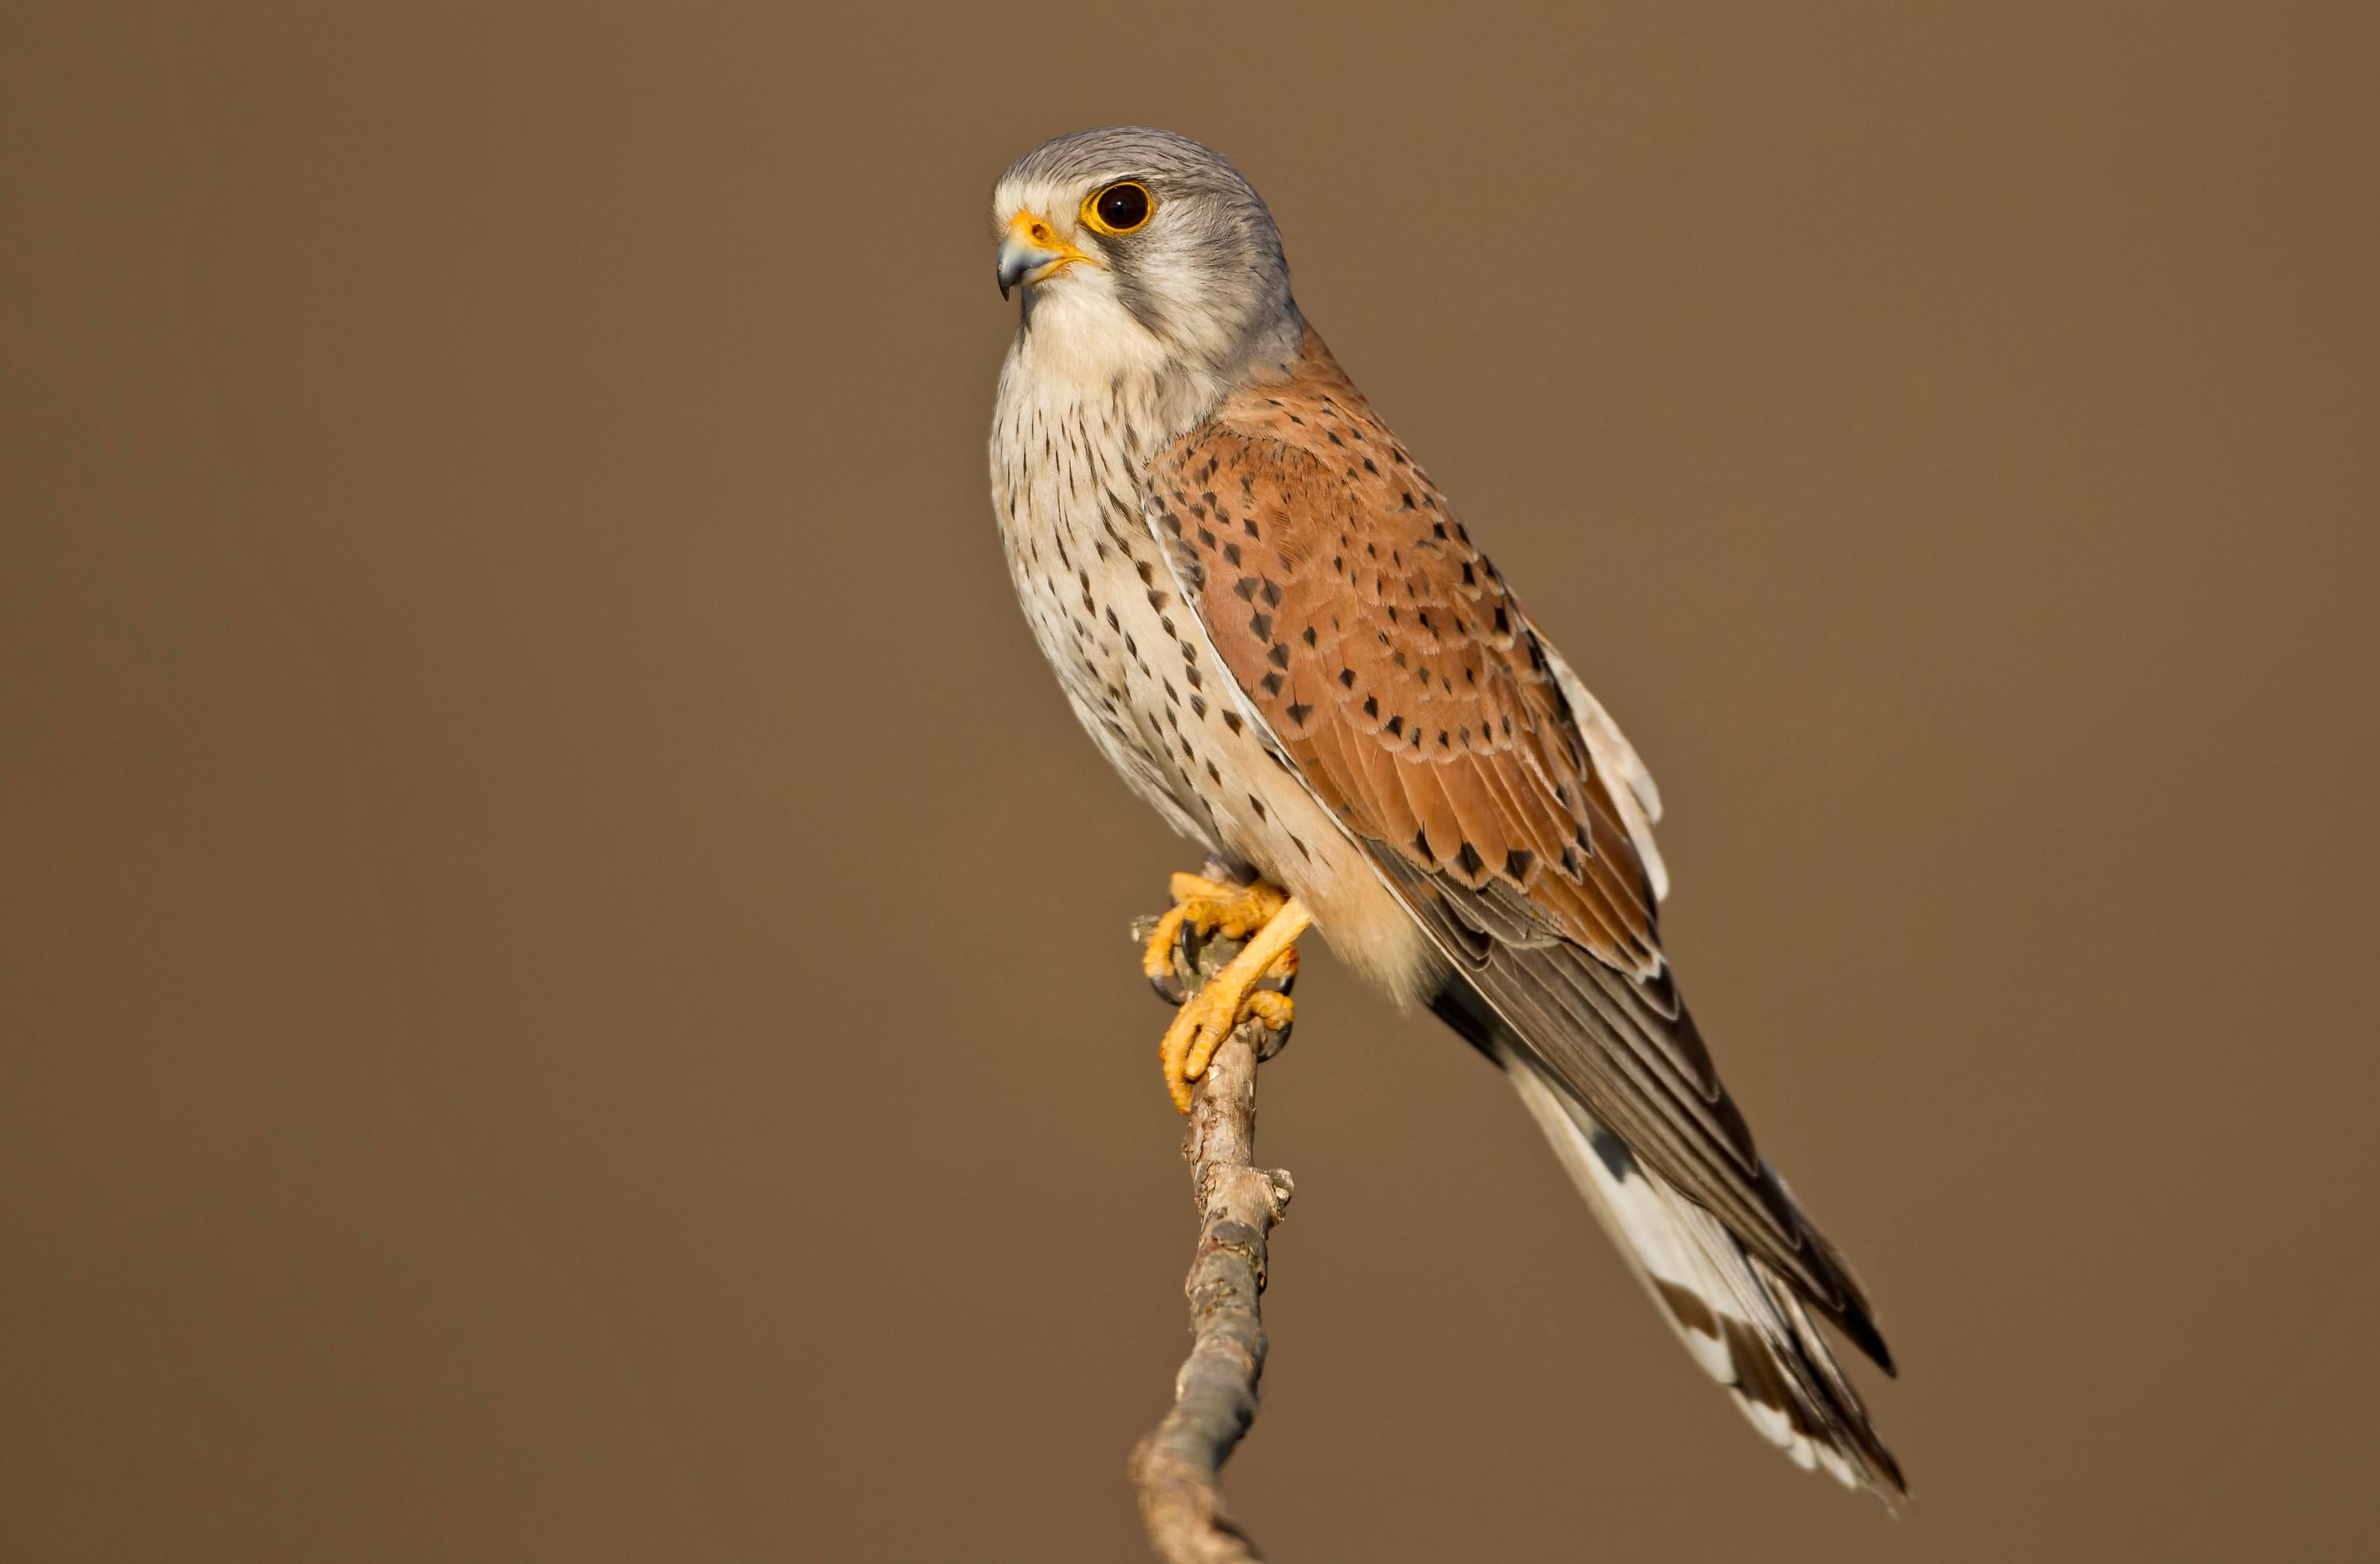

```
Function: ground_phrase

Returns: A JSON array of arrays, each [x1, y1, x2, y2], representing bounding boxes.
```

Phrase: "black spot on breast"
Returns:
[[1223, 711, 1244, 734]]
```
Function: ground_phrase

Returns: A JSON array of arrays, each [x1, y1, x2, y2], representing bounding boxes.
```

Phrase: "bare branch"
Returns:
[[1128, 917, 1295, 1563]]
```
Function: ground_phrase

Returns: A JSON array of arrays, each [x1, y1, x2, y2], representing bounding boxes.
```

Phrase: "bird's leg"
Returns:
[[1139, 872, 1292, 1001], [1155, 889, 1309, 1114]]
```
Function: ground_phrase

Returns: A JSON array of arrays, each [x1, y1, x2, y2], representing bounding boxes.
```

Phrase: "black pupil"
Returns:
[[1098, 183, 1149, 230]]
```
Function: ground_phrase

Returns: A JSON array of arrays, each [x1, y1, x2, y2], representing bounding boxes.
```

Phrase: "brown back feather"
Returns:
[[1145, 328, 1893, 1370]]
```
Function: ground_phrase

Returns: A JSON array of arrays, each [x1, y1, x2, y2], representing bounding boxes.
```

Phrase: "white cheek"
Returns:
[[1130, 247, 1207, 309], [1019, 277, 1170, 386]]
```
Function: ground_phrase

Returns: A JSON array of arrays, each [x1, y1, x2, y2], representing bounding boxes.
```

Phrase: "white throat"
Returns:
[[1003, 279, 1233, 457]]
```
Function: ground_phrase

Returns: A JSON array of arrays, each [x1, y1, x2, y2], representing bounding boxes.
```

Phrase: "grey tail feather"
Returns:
[[1444, 1003, 1907, 1501]]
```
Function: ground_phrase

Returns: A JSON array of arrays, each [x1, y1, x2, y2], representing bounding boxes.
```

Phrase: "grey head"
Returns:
[[991, 127, 1302, 383]]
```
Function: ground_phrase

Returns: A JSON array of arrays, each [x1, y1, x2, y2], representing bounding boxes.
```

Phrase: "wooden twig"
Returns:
[[1127, 911, 1296, 1564]]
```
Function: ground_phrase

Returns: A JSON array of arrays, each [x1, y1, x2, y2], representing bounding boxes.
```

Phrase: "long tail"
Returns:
[[1499, 1044, 1907, 1501]]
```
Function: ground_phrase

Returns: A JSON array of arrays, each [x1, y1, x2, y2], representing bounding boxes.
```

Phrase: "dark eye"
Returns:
[[1085, 180, 1153, 236]]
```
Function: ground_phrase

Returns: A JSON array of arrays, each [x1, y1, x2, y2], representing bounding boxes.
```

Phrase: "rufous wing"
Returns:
[[1143, 329, 1891, 1371]]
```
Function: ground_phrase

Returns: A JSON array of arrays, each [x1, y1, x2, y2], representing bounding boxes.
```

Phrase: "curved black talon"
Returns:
[[1175, 911, 1204, 981]]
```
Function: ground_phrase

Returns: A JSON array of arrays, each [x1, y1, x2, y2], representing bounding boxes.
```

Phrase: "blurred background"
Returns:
[[4, 3, 2374, 1559]]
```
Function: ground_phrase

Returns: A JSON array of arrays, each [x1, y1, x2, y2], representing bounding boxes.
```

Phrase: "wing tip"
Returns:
[[1841, 1306, 1898, 1378]]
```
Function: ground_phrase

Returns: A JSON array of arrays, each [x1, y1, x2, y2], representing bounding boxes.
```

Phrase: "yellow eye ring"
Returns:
[[1081, 181, 1154, 236]]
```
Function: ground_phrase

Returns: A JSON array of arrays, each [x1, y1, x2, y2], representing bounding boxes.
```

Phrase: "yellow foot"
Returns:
[[1154, 887, 1311, 1113], [1141, 873, 1293, 999]]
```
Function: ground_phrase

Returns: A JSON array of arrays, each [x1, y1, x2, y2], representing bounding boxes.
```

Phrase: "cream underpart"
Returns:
[[988, 228, 1438, 1005]]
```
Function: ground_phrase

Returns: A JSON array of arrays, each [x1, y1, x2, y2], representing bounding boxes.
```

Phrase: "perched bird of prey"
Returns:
[[986, 126, 1904, 1500]]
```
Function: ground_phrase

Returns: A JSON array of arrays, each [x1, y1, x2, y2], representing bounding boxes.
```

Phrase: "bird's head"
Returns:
[[991, 127, 1301, 385]]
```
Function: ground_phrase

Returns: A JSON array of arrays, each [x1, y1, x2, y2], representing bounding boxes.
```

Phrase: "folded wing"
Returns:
[[1142, 329, 1898, 1403]]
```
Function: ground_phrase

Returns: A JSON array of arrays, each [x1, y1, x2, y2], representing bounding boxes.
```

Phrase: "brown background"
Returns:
[[4, 3, 2375, 1559]]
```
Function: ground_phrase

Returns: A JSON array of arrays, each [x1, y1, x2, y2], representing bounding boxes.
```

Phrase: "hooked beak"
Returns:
[[996, 210, 1096, 299]]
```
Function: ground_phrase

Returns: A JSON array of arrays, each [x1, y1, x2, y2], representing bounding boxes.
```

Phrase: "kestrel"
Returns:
[[987, 127, 1903, 1499]]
